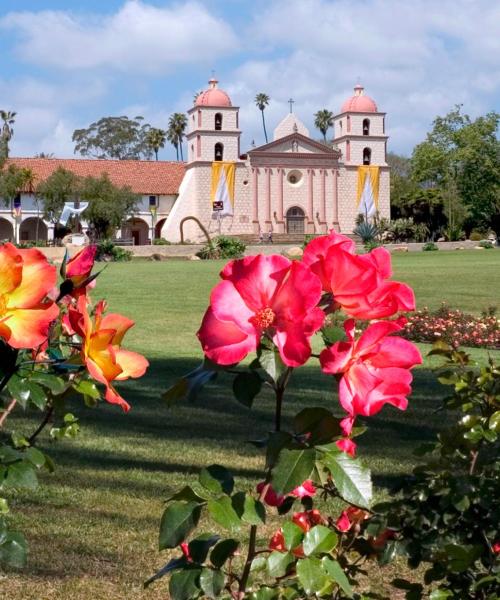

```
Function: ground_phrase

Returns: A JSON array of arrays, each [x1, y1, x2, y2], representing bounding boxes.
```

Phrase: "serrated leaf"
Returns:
[[296, 557, 329, 595], [294, 407, 342, 443], [73, 379, 101, 400], [4, 461, 38, 490], [169, 567, 201, 600], [210, 538, 239, 568], [207, 497, 241, 531], [272, 448, 315, 495], [232, 371, 262, 407], [166, 485, 207, 504], [265, 431, 294, 470], [258, 347, 286, 383], [159, 501, 202, 550], [321, 557, 353, 597], [267, 551, 294, 578], [25, 447, 46, 468], [30, 372, 66, 395], [199, 464, 234, 495], [303, 525, 338, 557], [236, 494, 266, 525], [199, 568, 224, 598], [0, 531, 27, 568], [322, 452, 372, 508], [7, 376, 30, 409]]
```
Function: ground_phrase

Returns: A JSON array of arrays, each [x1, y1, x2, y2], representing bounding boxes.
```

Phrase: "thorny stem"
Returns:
[[28, 403, 54, 445], [0, 399, 17, 428]]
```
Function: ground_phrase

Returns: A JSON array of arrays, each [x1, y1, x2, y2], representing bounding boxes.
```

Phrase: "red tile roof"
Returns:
[[5, 157, 185, 195]]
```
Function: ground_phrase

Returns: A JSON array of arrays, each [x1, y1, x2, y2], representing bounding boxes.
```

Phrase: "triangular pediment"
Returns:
[[248, 132, 339, 157]]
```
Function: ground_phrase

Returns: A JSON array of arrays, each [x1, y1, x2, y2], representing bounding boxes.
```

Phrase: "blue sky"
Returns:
[[1, 0, 499, 160]]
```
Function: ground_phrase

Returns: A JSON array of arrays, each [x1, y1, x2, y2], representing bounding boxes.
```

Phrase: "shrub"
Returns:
[[15, 240, 49, 248], [422, 241, 438, 251], [354, 220, 379, 243], [197, 235, 246, 260], [371, 344, 500, 599], [479, 240, 494, 249], [153, 238, 171, 245], [95, 239, 132, 262], [388, 218, 429, 242], [469, 230, 484, 241], [364, 239, 382, 252]]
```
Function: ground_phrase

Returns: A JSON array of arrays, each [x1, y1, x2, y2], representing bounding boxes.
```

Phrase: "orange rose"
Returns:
[[68, 296, 149, 411], [0, 243, 58, 349]]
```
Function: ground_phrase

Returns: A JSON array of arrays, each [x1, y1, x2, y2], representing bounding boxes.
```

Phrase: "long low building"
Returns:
[[1, 79, 390, 245]]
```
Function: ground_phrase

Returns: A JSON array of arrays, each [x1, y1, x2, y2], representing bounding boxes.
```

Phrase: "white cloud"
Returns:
[[1, 0, 237, 74]]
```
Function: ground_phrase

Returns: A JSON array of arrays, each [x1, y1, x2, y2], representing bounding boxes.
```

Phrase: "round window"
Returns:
[[287, 170, 303, 186]]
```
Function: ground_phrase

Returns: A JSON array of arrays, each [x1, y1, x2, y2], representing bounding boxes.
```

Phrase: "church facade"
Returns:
[[162, 79, 390, 242]]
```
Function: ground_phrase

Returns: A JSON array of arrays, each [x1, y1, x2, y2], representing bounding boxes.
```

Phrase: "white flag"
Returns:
[[358, 177, 375, 217], [214, 169, 233, 216], [59, 202, 89, 226]]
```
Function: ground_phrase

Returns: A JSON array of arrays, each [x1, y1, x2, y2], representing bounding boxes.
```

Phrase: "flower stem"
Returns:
[[28, 403, 54, 445]]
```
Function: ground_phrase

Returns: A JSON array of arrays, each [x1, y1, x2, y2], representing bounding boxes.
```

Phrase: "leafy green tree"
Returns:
[[72, 116, 153, 160], [36, 167, 81, 222], [167, 113, 187, 161], [0, 110, 16, 159], [314, 109, 334, 142], [80, 174, 139, 239], [255, 93, 270, 143], [411, 106, 500, 238], [146, 128, 166, 161], [0, 164, 34, 207]]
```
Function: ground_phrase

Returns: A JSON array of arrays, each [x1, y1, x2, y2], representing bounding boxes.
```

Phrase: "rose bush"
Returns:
[[155, 231, 423, 599], [0, 242, 147, 568]]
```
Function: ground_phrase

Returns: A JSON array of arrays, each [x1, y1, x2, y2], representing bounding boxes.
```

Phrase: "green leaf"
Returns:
[[321, 557, 353, 598], [199, 464, 234, 495], [4, 461, 38, 490], [296, 557, 329, 595], [159, 501, 202, 550], [258, 347, 286, 383], [169, 567, 201, 600], [199, 568, 224, 599], [167, 485, 207, 504], [443, 543, 482, 573], [249, 587, 278, 600], [271, 448, 315, 495], [207, 497, 241, 531], [0, 531, 27, 568], [30, 372, 66, 395], [489, 410, 500, 432], [7, 375, 30, 409], [163, 364, 217, 406], [267, 551, 294, 578], [73, 379, 101, 400], [265, 431, 294, 470], [294, 407, 342, 444], [237, 494, 266, 525], [282, 521, 304, 550], [210, 538, 239, 568], [250, 556, 267, 572], [25, 382, 47, 410], [25, 447, 46, 468], [188, 534, 220, 564], [232, 371, 262, 407], [322, 452, 372, 508], [303, 525, 338, 557], [429, 590, 453, 600]]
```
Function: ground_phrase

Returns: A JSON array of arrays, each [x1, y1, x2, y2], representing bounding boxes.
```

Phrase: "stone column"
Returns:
[[320, 169, 326, 225], [277, 168, 284, 222], [252, 167, 259, 232], [265, 168, 272, 226], [307, 169, 314, 232], [332, 169, 340, 231]]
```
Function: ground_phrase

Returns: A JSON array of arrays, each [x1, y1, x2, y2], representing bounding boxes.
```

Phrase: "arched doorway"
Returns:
[[286, 207, 305, 234], [19, 217, 48, 242], [155, 217, 167, 239], [0, 218, 14, 242], [122, 218, 149, 245]]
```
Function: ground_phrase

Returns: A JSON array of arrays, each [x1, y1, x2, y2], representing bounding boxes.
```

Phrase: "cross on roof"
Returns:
[[288, 98, 295, 113]]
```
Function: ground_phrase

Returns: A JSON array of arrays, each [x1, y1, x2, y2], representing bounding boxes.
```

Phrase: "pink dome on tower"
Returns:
[[341, 84, 377, 113], [195, 78, 232, 107]]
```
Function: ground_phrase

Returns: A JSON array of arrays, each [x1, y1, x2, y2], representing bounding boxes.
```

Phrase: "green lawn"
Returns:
[[2, 250, 499, 599]]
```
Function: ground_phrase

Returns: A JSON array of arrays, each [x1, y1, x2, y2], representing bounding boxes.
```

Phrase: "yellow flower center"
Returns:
[[253, 307, 276, 329]]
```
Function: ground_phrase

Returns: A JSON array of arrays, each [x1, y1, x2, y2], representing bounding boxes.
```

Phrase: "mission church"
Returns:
[[1, 79, 389, 244]]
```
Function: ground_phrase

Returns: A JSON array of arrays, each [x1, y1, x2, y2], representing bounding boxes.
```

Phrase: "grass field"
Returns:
[[2, 250, 499, 599]]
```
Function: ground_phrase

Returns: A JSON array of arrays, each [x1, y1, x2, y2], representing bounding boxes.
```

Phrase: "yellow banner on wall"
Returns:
[[356, 166, 380, 217], [210, 161, 235, 216]]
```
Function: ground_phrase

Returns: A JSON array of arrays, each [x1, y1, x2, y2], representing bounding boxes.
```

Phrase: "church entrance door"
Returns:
[[286, 207, 305, 234]]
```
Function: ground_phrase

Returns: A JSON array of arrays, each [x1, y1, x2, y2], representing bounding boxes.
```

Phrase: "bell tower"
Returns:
[[186, 78, 241, 164]]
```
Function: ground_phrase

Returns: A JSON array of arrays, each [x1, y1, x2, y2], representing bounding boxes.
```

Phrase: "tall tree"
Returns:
[[314, 109, 334, 142], [36, 167, 81, 222], [80, 174, 139, 239], [167, 113, 188, 161], [0, 110, 17, 159], [146, 128, 166, 161], [255, 93, 270, 143], [411, 106, 500, 238], [0, 164, 34, 207], [72, 116, 154, 160]]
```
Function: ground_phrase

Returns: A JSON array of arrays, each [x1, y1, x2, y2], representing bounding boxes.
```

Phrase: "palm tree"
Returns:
[[255, 93, 270, 143], [146, 128, 166, 161], [314, 109, 334, 143], [0, 110, 16, 158], [167, 113, 188, 161]]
